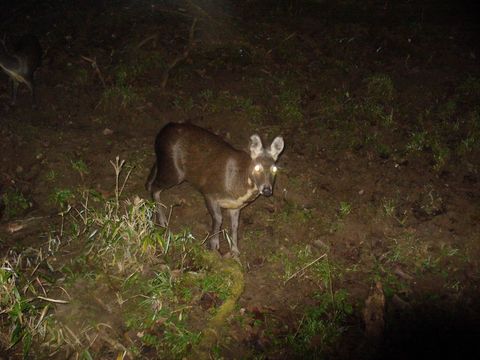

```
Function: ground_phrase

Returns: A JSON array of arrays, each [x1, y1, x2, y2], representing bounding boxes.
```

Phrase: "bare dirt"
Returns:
[[1, 1, 480, 359]]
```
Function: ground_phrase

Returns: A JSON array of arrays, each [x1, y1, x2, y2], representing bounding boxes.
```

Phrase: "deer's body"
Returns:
[[146, 123, 284, 255], [0, 35, 42, 105]]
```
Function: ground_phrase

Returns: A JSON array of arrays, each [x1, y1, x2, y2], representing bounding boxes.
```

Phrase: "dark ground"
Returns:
[[1, 0, 480, 359]]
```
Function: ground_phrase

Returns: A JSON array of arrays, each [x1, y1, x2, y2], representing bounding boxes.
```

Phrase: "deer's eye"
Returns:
[[271, 165, 278, 174], [254, 164, 263, 172]]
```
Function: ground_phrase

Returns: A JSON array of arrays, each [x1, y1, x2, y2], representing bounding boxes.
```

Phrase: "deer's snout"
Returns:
[[261, 185, 272, 196]]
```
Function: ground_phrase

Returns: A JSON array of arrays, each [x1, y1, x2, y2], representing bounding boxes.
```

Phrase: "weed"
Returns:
[[112, 54, 165, 86], [275, 245, 336, 288], [0, 257, 54, 358], [267, 243, 352, 357], [365, 73, 395, 103], [201, 273, 231, 302], [74, 68, 89, 86], [372, 269, 409, 299], [458, 134, 477, 155], [278, 202, 313, 224], [437, 98, 457, 122], [173, 96, 195, 113], [416, 185, 445, 218], [382, 231, 462, 278], [382, 198, 396, 217], [402, 76, 480, 170], [381, 197, 408, 225], [282, 255, 352, 358], [71, 159, 89, 181], [45, 169, 57, 182], [198, 89, 214, 102], [114, 64, 132, 86], [1, 189, 31, 220], [458, 110, 480, 155], [51, 188, 74, 209], [235, 96, 264, 123], [457, 76, 480, 103], [406, 131, 428, 153], [101, 85, 142, 109], [0, 157, 237, 358], [431, 141, 450, 172], [196, 89, 265, 122], [356, 74, 397, 134], [338, 201, 352, 217], [277, 87, 303, 123]]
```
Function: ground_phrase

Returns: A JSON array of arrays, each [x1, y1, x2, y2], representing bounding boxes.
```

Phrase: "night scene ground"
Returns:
[[1, 1, 480, 359]]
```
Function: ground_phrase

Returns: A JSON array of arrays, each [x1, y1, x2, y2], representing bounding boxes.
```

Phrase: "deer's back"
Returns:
[[155, 123, 250, 195]]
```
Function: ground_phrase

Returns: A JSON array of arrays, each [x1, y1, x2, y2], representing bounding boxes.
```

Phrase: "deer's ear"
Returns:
[[269, 136, 284, 161], [249, 134, 263, 159]]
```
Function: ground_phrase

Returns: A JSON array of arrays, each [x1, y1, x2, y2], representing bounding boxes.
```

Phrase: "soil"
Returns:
[[1, 0, 480, 359]]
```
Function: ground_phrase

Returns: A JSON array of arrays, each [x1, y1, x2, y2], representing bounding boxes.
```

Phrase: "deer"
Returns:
[[146, 122, 285, 256], [0, 35, 42, 106]]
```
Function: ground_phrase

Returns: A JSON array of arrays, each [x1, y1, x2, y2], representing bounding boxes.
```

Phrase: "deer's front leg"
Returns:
[[206, 198, 222, 251], [228, 208, 241, 256]]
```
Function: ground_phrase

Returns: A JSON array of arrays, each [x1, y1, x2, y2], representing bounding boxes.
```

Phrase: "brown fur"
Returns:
[[146, 122, 284, 255]]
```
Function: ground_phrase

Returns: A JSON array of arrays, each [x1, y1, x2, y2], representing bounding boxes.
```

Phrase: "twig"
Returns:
[[119, 166, 134, 200], [98, 332, 133, 359], [327, 256, 335, 313], [136, 34, 158, 50], [35, 305, 50, 330], [81, 55, 106, 88], [64, 325, 82, 345], [4, 216, 49, 233], [292, 313, 306, 340], [37, 296, 69, 304], [57, 286, 72, 300], [161, 17, 197, 89], [35, 277, 47, 296], [185, 0, 222, 24], [110, 156, 126, 210], [266, 32, 296, 56], [284, 253, 327, 284], [151, 7, 193, 19]]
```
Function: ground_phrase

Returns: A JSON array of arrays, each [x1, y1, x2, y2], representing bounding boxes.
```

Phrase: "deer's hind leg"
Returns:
[[147, 159, 184, 227], [205, 197, 222, 251]]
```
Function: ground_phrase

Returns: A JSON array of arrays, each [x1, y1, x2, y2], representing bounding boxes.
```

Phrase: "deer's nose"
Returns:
[[261, 186, 272, 196]]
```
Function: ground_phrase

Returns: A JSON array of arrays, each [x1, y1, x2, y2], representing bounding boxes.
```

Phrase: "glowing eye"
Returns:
[[254, 164, 262, 172], [271, 165, 278, 173]]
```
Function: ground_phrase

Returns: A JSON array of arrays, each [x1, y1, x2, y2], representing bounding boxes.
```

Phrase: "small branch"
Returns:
[[81, 55, 106, 88], [266, 32, 296, 57], [37, 296, 69, 304], [151, 7, 193, 19], [284, 253, 327, 284], [136, 34, 158, 50], [161, 17, 198, 89], [3, 213, 57, 234], [185, 0, 221, 24]]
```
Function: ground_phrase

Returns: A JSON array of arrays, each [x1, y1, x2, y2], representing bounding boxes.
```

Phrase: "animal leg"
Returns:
[[227, 209, 241, 256], [206, 198, 222, 251], [145, 163, 157, 192], [152, 189, 168, 227]]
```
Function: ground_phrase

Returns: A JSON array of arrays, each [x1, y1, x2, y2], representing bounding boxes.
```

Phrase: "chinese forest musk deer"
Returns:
[[0, 35, 42, 106], [146, 123, 285, 256]]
